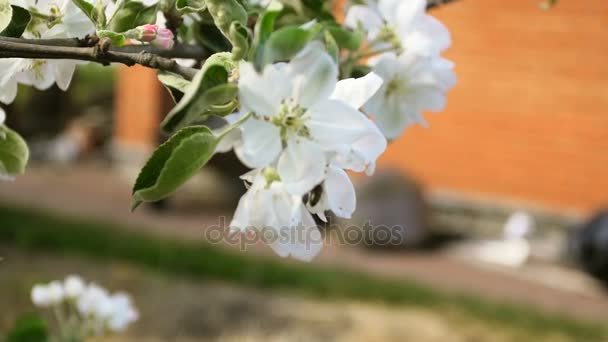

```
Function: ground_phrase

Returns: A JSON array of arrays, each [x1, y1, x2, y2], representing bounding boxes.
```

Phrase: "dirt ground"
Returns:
[[0, 247, 583, 342], [1, 165, 607, 322]]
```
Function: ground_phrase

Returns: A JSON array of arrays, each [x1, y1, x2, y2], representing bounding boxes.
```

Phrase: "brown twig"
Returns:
[[0, 37, 199, 80]]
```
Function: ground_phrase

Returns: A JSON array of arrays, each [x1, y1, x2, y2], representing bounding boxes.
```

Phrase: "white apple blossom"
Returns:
[[345, 0, 450, 57], [0, 29, 83, 103], [0, 59, 22, 105], [230, 168, 323, 261], [76, 282, 138, 334], [31, 280, 65, 307], [11, 0, 95, 38], [105, 293, 139, 332], [77, 283, 111, 317], [0, 107, 5, 125], [364, 52, 456, 139], [307, 164, 356, 221], [64, 274, 86, 299], [236, 42, 386, 196]]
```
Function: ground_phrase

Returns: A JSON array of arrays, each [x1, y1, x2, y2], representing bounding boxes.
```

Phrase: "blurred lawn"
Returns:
[[0, 205, 606, 341]]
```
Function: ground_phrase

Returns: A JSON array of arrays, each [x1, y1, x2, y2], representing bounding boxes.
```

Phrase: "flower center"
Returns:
[[271, 99, 311, 140], [30, 60, 48, 80], [386, 78, 404, 98]]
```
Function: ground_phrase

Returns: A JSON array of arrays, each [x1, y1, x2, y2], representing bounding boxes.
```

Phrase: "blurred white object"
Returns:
[[474, 212, 535, 268], [30, 275, 138, 338], [64, 274, 86, 299], [503, 211, 534, 240], [106, 293, 140, 332], [474, 239, 531, 268]]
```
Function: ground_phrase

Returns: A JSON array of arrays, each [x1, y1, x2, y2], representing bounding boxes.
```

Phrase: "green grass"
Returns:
[[0, 205, 605, 340]]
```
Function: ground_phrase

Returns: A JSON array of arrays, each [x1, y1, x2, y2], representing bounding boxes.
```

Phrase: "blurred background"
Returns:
[[1, 0, 608, 341]]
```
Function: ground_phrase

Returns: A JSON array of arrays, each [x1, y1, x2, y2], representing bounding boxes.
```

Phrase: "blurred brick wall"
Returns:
[[114, 65, 164, 152], [378, 0, 608, 213]]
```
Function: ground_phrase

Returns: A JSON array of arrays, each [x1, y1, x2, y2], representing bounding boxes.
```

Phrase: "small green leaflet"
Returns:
[[131, 126, 218, 210]]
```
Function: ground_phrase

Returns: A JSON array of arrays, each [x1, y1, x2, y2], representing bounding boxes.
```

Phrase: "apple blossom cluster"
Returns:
[[31, 275, 139, 338], [0, 0, 457, 262], [346, 0, 456, 138], [216, 42, 387, 261]]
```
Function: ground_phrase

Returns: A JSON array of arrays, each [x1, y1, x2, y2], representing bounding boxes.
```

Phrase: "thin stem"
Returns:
[[0, 38, 199, 80], [52, 304, 68, 341], [354, 47, 398, 61], [218, 112, 252, 140]]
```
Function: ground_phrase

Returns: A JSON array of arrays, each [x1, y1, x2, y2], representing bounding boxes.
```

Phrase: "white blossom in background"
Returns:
[[31, 281, 65, 307], [345, 0, 450, 57], [30, 275, 138, 338], [364, 52, 456, 138], [0, 108, 5, 125], [344, 0, 457, 139], [64, 274, 86, 298]]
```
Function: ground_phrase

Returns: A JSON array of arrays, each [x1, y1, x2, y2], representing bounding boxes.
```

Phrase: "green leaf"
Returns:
[[97, 30, 127, 46], [206, 0, 249, 59], [0, 125, 29, 177], [108, 1, 158, 33], [326, 25, 363, 51], [193, 21, 232, 53], [161, 52, 237, 133], [0, 0, 12, 33], [206, 0, 247, 36], [324, 29, 339, 63], [131, 126, 218, 210], [158, 71, 191, 103], [250, 1, 283, 70], [175, 0, 206, 13], [5, 314, 48, 342], [71, 0, 96, 22], [229, 21, 249, 61], [262, 25, 317, 65], [0, 6, 30, 38]]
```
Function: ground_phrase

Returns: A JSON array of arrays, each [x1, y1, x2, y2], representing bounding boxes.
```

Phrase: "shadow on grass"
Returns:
[[0, 205, 605, 341]]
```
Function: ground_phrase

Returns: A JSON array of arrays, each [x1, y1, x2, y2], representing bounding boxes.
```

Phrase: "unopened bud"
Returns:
[[140, 24, 158, 42], [152, 28, 174, 50]]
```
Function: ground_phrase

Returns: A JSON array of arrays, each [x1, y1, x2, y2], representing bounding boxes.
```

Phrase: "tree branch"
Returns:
[[0, 36, 209, 60], [0, 38, 199, 80]]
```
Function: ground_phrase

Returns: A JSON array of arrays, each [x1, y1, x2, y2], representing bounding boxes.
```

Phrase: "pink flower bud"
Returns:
[[152, 28, 174, 50], [140, 24, 158, 42]]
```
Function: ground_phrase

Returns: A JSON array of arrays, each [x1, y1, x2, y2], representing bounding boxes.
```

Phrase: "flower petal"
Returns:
[[404, 15, 451, 56], [325, 165, 356, 219], [52, 60, 77, 91], [267, 206, 322, 262], [238, 61, 290, 116], [234, 118, 282, 168], [287, 42, 338, 108], [307, 99, 374, 151], [331, 72, 383, 109], [344, 5, 383, 35], [381, 0, 425, 35], [278, 137, 326, 196], [364, 85, 410, 139], [331, 118, 387, 175]]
